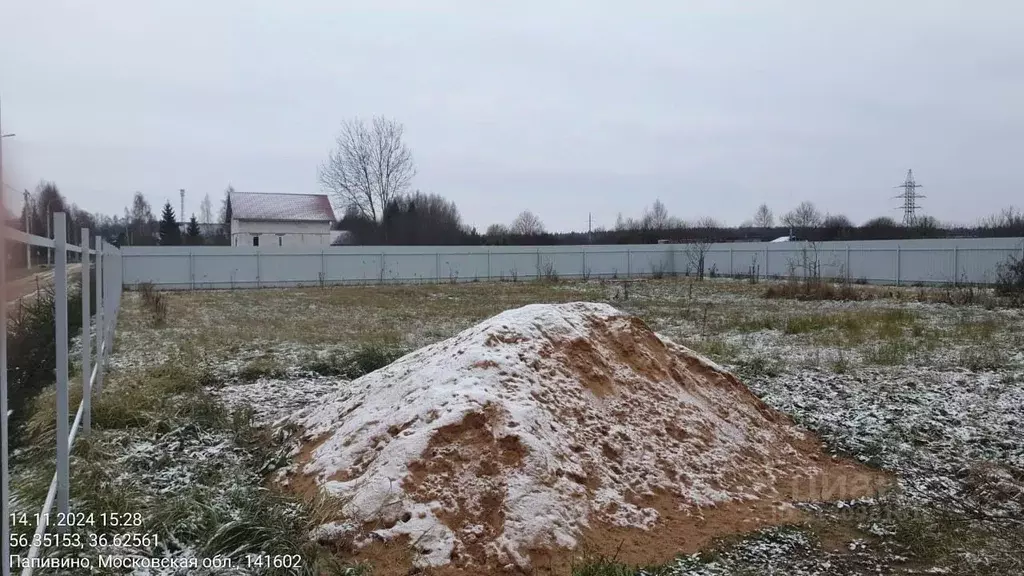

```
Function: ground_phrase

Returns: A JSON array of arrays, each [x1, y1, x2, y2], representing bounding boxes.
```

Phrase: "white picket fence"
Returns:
[[1, 213, 124, 576]]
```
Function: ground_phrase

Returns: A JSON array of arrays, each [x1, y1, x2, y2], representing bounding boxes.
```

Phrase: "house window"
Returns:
[[252, 235, 259, 247]]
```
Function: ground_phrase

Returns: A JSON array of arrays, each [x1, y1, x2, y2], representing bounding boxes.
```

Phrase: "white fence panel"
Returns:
[[587, 249, 630, 278], [443, 252, 490, 282], [900, 248, 954, 285], [959, 247, 1020, 285], [487, 251, 541, 281], [538, 250, 578, 279], [260, 252, 322, 286], [119, 238, 1024, 290], [327, 253, 383, 284]]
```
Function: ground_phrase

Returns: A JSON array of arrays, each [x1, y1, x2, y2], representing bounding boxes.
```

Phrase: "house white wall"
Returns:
[[231, 219, 332, 247]]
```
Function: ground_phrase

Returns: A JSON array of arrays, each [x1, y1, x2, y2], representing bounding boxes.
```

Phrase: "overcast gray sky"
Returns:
[[2, 0, 1022, 232]]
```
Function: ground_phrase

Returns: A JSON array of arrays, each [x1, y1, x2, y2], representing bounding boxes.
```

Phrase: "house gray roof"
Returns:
[[231, 192, 336, 222]]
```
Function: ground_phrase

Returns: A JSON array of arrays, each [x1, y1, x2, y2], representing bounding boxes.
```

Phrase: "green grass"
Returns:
[[957, 346, 1010, 372], [300, 343, 409, 379], [238, 354, 287, 381], [733, 314, 782, 332], [12, 351, 369, 576], [953, 315, 1002, 342], [783, 308, 918, 339], [734, 355, 785, 378], [685, 337, 739, 363]]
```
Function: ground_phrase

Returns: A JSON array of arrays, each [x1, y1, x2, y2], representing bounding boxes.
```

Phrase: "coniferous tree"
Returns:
[[185, 214, 202, 245], [159, 201, 182, 246]]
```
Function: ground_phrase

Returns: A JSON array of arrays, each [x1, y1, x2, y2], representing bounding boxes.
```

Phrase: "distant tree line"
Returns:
[[10, 183, 234, 256], [319, 117, 1024, 246], [12, 179, 1024, 255]]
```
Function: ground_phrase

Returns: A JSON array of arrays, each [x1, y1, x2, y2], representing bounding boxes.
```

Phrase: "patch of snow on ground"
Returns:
[[744, 365, 1024, 521], [212, 376, 344, 426]]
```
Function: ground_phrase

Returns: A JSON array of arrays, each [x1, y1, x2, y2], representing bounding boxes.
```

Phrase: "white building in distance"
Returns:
[[230, 192, 336, 247]]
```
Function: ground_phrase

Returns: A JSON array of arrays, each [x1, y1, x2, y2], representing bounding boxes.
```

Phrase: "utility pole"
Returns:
[[23, 190, 30, 268], [0, 98, 17, 271], [46, 210, 52, 266]]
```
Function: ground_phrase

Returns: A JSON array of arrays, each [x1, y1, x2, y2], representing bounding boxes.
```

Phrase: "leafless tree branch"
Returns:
[[319, 116, 414, 222], [753, 204, 774, 228], [510, 210, 545, 235]]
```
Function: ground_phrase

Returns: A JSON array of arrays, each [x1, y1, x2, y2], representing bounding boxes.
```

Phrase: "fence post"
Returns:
[[54, 212, 70, 519], [895, 245, 901, 286], [1, 194, 9, 576], [764, 246, 769, 279], [846, 245, 851, 280], [953, 246, 959, 286], [487, 250, 492, 280], [536, 249, 541, 279], [581, 250, 586, 279], [436, 252, 441, 282], [627, 249, 631, 278], [381, 252, 386, 283], [96, 242, 104, 393], [256, 251, 261, 289], [321, 248, 326, 285], [729, 246, 734, 277], [189, 249, 195, 290], [81, 229, 92, 436]]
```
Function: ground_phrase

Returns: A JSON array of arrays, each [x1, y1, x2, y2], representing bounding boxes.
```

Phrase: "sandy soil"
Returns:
[[285, 302, 891, 575]]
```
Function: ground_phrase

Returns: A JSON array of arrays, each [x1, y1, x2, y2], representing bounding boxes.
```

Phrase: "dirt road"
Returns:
[[6, 264, 83, 304]]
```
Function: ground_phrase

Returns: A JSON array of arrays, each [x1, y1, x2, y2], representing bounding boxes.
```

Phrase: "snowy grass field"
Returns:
[[10, 278, 1024, 575]]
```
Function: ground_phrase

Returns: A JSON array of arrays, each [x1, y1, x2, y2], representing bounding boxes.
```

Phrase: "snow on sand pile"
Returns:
[[285, 302, 887, 573]]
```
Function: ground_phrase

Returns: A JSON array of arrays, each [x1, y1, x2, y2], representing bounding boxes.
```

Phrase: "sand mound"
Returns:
[[285, 302, 887, 574]]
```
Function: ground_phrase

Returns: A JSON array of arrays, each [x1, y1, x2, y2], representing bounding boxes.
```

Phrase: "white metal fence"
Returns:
[[1, 213, 123, 576], [120, 237, 1024, 289]]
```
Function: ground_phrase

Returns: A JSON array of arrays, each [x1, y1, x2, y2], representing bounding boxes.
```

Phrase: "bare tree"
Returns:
[[127, 191, 155, 245], [753, 204, 774, 228], [822, 213, 853, 229], [486, 223, 510, 237], [199, 193, 214, 224], [319, 116, 415, 222], [642, 199, 671, 229], [980, 207, 1024, 230], [915, 215, 940, 231], [781, 201, 822, 228], [862, 216, 898, 229], [693, 216, 722, 229], [510, 210, 545, 235], [685, 239, 714, 280], [615, 212, 642, 231]]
